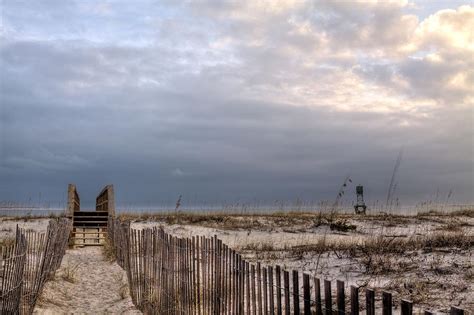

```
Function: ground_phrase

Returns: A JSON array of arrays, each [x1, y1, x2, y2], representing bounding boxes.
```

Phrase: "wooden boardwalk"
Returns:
[[68, 184, 115, 247]]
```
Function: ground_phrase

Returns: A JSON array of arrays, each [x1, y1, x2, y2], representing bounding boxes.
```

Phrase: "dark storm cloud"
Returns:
[[0, 1, 473, 207]]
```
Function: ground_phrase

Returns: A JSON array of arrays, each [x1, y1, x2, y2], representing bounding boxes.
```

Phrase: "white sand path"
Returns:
[[34, 247, 141, 314]]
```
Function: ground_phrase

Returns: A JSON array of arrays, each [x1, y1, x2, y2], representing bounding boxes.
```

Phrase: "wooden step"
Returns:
[[73, 223, 107, 227], [74, 211, 108, 215], [73, 237, 106, 242], [73, 220, 107, 225], [73, 243, 105, 248], [72, 231, 108, 235]]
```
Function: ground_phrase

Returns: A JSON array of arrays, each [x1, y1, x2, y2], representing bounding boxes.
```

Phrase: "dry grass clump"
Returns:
[[417, 208, 474, 218], [349, 231, 472, 275], [1, 212, 65, 221], [450, 208, 474, 217], [355, 231, 472, 255], [464, 268, 474, 281], [329, 219, 356, 232], [102, 238, 116, 262], [241, 242, 276, 251], [0, 237, 15, 247], [385, 278, 432, 304], [385, 277, 469, 306], [119, 283, 128, 300], [61, 262, 80, 283], [37, 295, 65, 307], [113, 274, 128, 300], [435, 219, 472, 231], [420, 231, 472, 249]]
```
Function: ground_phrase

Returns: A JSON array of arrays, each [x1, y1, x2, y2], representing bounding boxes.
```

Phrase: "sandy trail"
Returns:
[[34, 247, 141, 314]]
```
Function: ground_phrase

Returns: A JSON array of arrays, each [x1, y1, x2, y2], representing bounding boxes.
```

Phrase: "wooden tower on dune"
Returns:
[[67, 184, 115, 247]]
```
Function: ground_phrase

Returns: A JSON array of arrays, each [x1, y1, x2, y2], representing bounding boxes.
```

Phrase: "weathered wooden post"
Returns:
[[96, 184, 115, 217], [66, 184, 80, 217]]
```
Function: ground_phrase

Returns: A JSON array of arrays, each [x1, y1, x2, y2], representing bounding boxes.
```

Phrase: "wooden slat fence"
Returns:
[[0, 218, 72, 314], [20, 218, 72, 314], [0, 228, 27, 314], [108, 217, 468, 315]]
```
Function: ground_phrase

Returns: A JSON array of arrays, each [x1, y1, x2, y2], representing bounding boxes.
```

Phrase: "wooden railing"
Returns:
[[96, 185, 115, 216], [67, 184, 80, 216], [108, 217, 467, 315]]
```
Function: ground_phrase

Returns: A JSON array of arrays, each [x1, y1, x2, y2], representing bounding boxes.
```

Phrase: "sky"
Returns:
[[0, 0, 473, 208]]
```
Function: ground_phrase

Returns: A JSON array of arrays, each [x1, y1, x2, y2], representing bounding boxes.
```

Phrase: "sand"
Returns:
[[34, 247, 141, 314], [0, 218, 50, 239]]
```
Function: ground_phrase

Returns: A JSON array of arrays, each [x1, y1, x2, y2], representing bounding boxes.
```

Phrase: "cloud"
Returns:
[[171, 168, 186, 177], [0, 1, 472, 205]]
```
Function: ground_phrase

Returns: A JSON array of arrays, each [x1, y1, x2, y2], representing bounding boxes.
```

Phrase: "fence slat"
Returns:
[[303, 273, 311, 315], [283, 270, 290, 315], [401, 300, 413, 315], [268, 266, 275, 315], [276, 265, 282, 315], [293, 270, 300, 315], [337, 280, 345, 315], [246, 261, 251, 315], [314, 278, 323, 315], [263, 267, 269, 315], [252, 264, 257, 315], [382, 291, 392, 315], [258, 262, 263, 315], [450, 307, 464, 315], [350, 286, 359, 315], [366, 289, 375, 315], [324, 279, 332, 315]]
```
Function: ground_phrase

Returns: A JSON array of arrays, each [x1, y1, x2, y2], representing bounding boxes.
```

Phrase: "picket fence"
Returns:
[[108, 217, 467, 315]]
